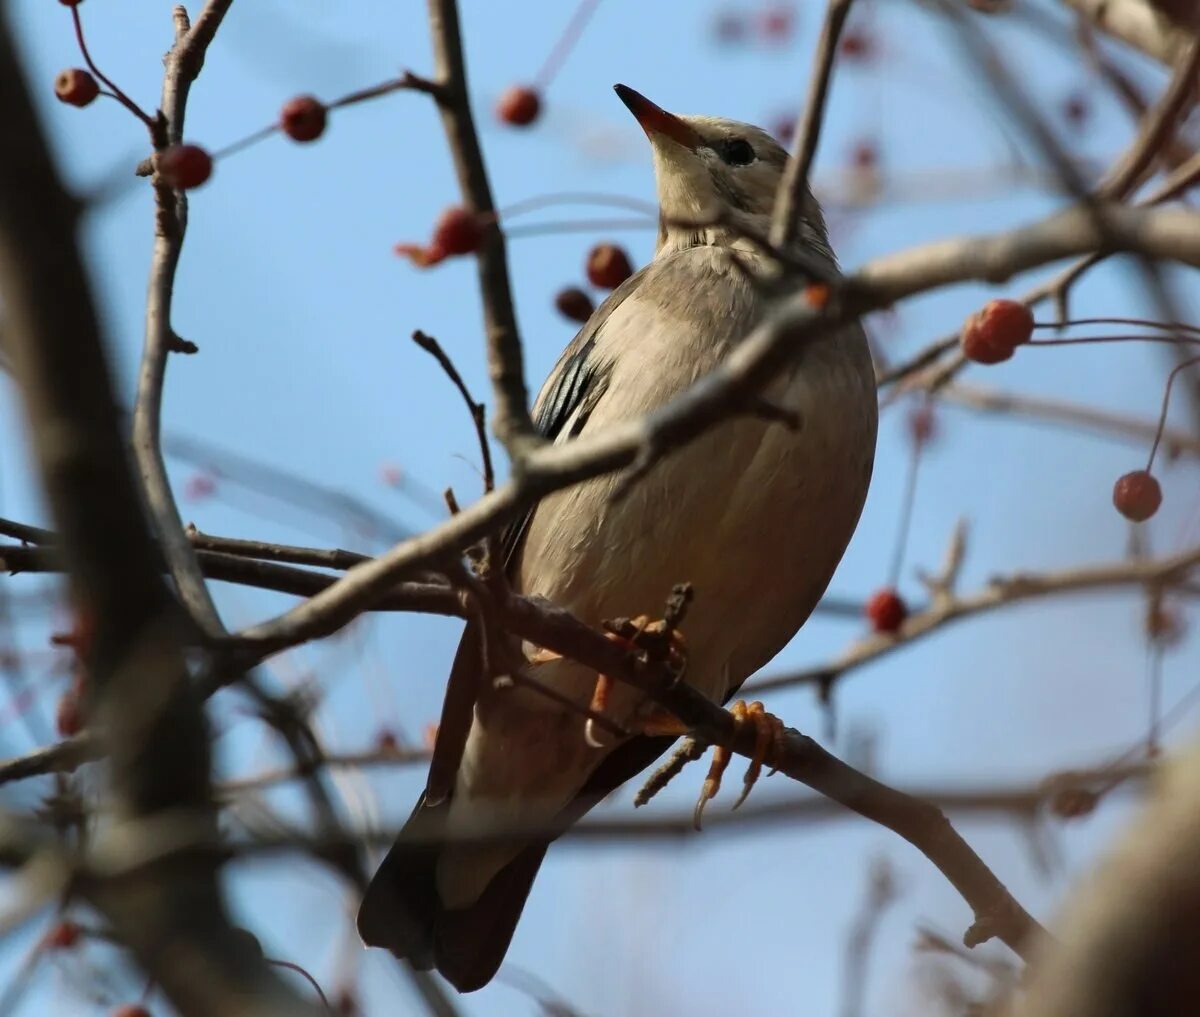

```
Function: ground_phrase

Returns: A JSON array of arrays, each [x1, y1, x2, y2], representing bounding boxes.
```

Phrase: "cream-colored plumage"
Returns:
[[358, 86, 878, 992]]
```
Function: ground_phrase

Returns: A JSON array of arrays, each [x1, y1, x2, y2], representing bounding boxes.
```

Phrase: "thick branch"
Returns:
[[0, 7, 320, 1013]]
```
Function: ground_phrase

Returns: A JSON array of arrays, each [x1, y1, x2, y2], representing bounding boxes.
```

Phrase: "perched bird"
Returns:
[[358, 84, 878, 991]]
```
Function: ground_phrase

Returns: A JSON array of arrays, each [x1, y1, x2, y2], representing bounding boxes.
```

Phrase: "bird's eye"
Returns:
[[715, 138, 756, 166]]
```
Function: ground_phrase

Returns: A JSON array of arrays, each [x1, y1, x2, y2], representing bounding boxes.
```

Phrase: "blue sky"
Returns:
[[2, 1, 1197, 1014]]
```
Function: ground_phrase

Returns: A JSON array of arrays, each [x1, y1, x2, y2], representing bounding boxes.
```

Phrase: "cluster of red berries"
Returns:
[[57, 83, 333, 192], [960, 299, 1034, 364], [550, 244, 635, 324]]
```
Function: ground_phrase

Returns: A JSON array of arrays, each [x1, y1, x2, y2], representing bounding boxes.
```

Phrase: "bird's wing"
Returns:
[[498, 264, 652, 569]]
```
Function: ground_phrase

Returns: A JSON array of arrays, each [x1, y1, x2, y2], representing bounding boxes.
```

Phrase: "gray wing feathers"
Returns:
[[498, 266, 652, 568]]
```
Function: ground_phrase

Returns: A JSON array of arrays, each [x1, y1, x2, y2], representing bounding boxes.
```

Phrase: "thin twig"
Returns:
[[412, 330, 495, 494], [770, 0, 854, 249], [1098, 37, 1200, 200]]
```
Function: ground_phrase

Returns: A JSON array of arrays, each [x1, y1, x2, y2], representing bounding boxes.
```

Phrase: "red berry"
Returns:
[[1113, 470, 1162, 522], [280, 95, 327, 142], [760, 6, 795, 40], [54, 68, 99, 107], [157, 144, 212, 190], [184, 472, 216, 501], [432, 206, 485, 256], [496, 86, 541, 127], [44, 921, 81, 949], [1146, 603, 1186, 647], [55, 689, 82, 737], [58, 0, 84, 6], [866, 588, 907, 634], [850, 139, 878, 170], [908, 402, 937, 448], [375, 728, 399, 753], [960, 298, 1033, 365], [586, 243, 633, 289], [771, 113, 796, 144], [840, 28, 875, 61], [555, 286, 594, 324], [111, 1006, 151, 1017]]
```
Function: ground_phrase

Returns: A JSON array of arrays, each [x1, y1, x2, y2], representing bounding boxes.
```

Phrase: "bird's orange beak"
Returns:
[[614, 84, 699, 151]]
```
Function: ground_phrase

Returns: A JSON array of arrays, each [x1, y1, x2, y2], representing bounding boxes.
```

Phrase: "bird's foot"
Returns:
[[693, 700, 785, 829], [584, 615, 688, 748]]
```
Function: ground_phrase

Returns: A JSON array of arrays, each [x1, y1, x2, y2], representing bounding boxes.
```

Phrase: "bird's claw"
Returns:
[[585, 615, 688, 747], [693, 700, 784, 829]]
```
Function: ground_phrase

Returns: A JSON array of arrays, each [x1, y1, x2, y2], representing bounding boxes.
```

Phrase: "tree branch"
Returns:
[[0, 6, 321, 1011], [423, 0, 536, 454], [752, 544, 1200, 694], [131, 2, 233, 637], [770, 0, 854, 248]]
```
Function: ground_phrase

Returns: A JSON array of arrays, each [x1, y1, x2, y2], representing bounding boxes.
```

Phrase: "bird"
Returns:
[[357, 83, 878, 992]]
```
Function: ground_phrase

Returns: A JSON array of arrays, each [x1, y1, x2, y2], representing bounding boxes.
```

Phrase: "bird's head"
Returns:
[[614, 83, 829, 258]]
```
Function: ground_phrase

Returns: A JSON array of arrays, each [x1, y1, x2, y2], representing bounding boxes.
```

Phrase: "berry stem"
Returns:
[[1029, 334, 1200, 349], [533, 0, 606, 91], [264, 959, 330, 1009], [505, 217, 654, 239], [1148, 353, 1200, 471], [889, 422, 923, 586], [1148, 646, 1163, 758], [1034, 316, 1200, 336], [498, 191, 658, 220], [68, 6, 156, 130], [206, 76, 424, 165], [209, 124, 278, 161]]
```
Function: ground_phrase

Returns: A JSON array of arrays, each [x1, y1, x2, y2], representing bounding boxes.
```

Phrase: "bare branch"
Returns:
[[938, 380, 1200, 457], [1099, 37, 1200, 200], [0, 5, 323, 1010], [753, 544, 1200, 694], [132, 3, 234, 637], [770, 0, 854, 248], [423, 0, 536, 454]]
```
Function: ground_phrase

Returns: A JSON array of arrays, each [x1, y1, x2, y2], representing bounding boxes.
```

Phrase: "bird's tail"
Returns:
[[356, 797, 549, 992]]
